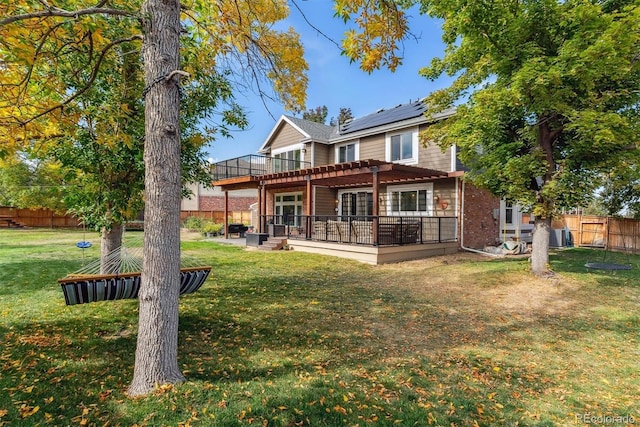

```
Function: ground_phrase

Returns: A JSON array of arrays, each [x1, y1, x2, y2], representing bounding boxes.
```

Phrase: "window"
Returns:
[[274, 192, 303, 225], [504, 201, 514, 225], [339, 191, 373, 219], [274, 149, 302, 172], [387, 183, 433, 215], [386, 128, 418, 164], [337, 142, 357, 163]]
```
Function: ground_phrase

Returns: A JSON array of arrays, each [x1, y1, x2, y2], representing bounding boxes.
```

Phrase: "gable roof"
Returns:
[[258, 115, 334, 153], [285, 115, 334, 141]]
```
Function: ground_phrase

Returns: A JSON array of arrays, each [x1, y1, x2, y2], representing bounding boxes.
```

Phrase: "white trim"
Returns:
[[335, 140, 360, 163], [499, 200, 535, 240], [329, 108, 456, 145], [274, 191, 304, 225], [258, 116, 311, 153], [272, 143, 304, 156], [385, 126, 419, 165], [450, 144, 457, 172], [386, 183, 434, 216], [336, 188, 373, 216]]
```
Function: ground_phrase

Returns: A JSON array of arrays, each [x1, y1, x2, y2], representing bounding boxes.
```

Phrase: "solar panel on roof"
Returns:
[[339, 100, 427, 134]]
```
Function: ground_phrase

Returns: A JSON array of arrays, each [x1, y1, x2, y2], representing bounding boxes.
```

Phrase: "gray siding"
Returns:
[[314, 187, 336, 216], [359, 134, 385, 161], [313, 143, 332, 166], [268, 123, 305, 153], [418, 124, 453, 172], [432, 179, 457, 217]]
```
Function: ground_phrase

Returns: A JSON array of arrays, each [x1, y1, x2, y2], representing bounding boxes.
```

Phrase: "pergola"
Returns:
[[214, 159, 456, 238]]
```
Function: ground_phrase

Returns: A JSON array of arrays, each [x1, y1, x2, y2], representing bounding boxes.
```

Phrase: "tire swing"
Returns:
[[59, 233, 211, 305], [585, 220, 632, 271]]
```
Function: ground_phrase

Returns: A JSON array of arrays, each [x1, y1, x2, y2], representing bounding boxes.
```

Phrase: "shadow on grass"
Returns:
[[551, 247, 640, 287], [0, 258, 82, 298], [2, 244, 639, 426]]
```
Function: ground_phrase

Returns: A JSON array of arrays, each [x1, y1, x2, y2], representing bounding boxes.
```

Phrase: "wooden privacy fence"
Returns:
[[1, 206, 251, 228], [180, 210, 251, 225], [0, 206, 79, 228], [556, 214, 640, 254]]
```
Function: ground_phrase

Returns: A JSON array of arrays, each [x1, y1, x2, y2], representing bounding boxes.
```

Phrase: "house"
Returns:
[[181, 182, 257, 219], [213, 99, 527, 263]]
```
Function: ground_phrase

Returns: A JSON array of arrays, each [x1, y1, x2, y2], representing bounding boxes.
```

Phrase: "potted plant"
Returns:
[[201, 221, 223, 238]]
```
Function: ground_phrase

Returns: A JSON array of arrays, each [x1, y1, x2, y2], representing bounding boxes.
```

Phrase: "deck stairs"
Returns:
[[0, 217, 26, 228], [258, 237, 287, 251]]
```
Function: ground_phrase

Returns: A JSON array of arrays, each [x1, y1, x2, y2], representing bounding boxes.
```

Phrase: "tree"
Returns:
[[339, 0, 640, 275], [330, 107, 354, 127], [598, 154, 640, 218], [425, 0, 639, 275], [1, 0, 307, 397], [302, 105, 328, 123], [0, 152, 66, 209]]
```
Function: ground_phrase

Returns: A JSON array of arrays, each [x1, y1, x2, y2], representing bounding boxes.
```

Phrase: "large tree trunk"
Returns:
[[100, 222, 124, 274], [531, 217, 552, 275], [128, 0, 184, 397]]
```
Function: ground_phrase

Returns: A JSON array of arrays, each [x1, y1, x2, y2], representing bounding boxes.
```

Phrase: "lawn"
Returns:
[[0, 228, 638, 426]]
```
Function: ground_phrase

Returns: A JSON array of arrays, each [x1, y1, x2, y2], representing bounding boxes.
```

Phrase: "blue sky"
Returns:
[[206, 2, 452, 162]]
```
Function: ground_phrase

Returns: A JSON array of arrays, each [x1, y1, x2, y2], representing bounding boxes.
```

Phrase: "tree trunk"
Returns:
[[100, 222, 123, 274], [128, 0, 184, 397], [530, 117, 559, 277], [531, 217, 552, 275]]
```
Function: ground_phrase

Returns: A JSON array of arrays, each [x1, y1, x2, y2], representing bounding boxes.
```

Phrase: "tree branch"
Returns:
[[290, 0, 342, 51], [18, 34, 143, 126], [0, 1, 133, 27]]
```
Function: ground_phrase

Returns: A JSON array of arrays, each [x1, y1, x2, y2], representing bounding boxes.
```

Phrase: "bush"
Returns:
[[182, 216, 204, 231], [202, 221, 223, 235]]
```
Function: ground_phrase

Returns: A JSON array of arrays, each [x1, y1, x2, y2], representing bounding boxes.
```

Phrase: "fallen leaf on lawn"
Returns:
[[19, 405, 39, 418]]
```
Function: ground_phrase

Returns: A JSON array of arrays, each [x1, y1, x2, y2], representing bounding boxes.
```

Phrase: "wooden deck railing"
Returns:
[[260, 215, 457, 246]]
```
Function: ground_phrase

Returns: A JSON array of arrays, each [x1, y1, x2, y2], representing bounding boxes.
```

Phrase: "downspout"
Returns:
[[460, 180, 503, 257]]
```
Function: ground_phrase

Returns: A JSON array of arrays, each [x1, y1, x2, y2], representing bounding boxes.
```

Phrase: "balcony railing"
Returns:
[[212, 154, 312, 181], [260, 215, 458, 246]]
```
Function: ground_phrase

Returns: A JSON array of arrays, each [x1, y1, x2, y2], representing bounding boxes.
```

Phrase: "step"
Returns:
[[0, 218, 25, 228], [258, 238, 287, 251]]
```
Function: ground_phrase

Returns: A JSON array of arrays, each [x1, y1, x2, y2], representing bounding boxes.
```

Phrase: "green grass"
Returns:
[[1, 229, 639, 426]]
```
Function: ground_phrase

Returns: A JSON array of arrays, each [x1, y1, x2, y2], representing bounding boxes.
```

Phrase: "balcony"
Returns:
[[212, 154, 312, 181]]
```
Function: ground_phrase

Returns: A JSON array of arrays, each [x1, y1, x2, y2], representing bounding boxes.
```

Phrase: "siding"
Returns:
[[314, 187, 337, 215], [268, 123, 306, 153], [432, 179, 457, 217], [313, 142, 332, 166], [418, 124, 452, 171], [351, 126, 452, 171], [359, 134, 385, 161]]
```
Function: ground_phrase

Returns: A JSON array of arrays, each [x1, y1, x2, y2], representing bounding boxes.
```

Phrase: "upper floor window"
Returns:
[[386, 127, 418, 164], [336, 142, 358, 163], [274, 149, 301, 172]]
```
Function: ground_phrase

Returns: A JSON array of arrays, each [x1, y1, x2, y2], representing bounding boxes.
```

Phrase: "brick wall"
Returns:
[[199, 196, 257, 211], [462, 184, 501, 248]]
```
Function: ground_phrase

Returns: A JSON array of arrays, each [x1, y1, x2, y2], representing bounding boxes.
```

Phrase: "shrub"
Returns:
[[202, 221, 223, 235], [182, 216, 204, 231]]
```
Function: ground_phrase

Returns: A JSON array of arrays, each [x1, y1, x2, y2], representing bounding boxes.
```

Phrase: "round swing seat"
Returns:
[[76, 241, 92, 249], [585, 262, 632, 271]]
